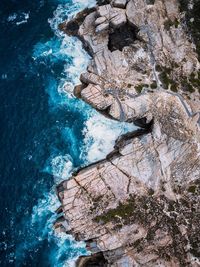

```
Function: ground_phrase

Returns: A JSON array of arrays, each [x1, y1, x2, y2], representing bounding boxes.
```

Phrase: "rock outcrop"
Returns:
[[55, 0, 200, 266]]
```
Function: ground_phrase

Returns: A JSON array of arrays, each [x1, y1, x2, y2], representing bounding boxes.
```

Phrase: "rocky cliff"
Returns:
[[55, 0, 200, 266]]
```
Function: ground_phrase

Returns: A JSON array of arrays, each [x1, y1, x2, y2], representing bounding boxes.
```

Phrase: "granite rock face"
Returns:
[[55, 0, 200, 266]]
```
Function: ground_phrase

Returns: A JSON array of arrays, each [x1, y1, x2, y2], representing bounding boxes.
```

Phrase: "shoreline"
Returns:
[[55, 1, 200, 266]]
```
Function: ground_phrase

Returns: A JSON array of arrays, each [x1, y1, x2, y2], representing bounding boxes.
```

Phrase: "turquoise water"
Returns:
[[0, 0, 135, 266]]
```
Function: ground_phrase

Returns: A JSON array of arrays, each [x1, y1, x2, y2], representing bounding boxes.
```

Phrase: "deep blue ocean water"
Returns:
[[0, 0, 135, 266]]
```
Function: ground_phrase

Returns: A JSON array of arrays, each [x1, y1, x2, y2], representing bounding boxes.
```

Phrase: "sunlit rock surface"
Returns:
[[55, 0, 200, 266]]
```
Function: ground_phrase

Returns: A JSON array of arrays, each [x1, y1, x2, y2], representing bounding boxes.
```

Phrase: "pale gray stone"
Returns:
[[55, 0, 200, 266]]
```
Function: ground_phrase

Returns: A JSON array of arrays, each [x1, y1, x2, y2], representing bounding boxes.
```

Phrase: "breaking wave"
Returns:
[[26, 0, 137, 266]]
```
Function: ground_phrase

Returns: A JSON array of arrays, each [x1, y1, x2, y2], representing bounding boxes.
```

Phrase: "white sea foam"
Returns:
[[45, 0, 136, 165], [51, 232, 87, 267], [30, 2, 94, 266], [7, 13, 17, 22], [47, 154, 73, 182], [30, 0, 138, 266], [48, 4, 93, 96], [82, 112, 136, 163], [29, 191, 87, 266], [7, 12, 30, 25], [15, 192, 59, 261]]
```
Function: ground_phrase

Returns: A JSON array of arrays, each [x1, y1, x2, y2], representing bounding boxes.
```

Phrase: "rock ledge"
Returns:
[[55, 0, 200, 266]]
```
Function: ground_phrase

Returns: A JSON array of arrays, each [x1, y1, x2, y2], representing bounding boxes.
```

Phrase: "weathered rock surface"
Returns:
[[55, 0, 200, 266], [112, 0, 127, 8]]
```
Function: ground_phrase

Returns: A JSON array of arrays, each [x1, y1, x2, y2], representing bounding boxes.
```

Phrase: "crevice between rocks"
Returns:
[[76, 252, 108, 267], [59, 7, 96, 37], [108, 22, 138, 52]]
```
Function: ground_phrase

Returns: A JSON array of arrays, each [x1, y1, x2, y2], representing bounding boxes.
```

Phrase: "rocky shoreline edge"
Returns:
[[54, 1, 200, 266]]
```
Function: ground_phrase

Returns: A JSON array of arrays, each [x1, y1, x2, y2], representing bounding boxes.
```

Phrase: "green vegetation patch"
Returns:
[[156, 65, 199, 93], [134, 84, 149, 93], [159, 71, 170, 89], [179, 0, 200, 59], [94, 198, 136, 224], [188, 72, 200, 93], [170, 82, 178, 92], [157, 65, 175, 90], [164, 18, 180, 31], [93, 194, 162, 227], [187, 185, 197, 194], [181, 77, 195, 93], [150, 81, 157, 89]]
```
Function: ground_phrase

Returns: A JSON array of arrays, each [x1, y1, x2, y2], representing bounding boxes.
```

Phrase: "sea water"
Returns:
[[0, 0, 136, 266]]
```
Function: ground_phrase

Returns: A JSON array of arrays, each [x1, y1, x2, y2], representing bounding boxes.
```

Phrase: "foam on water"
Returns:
[[29, 1, 95, 266], [82, 113, 136, 163], [30, 0, 137, 266], [15, 190, 87, 267], [7, 11, 30, 25], [7, 13, 17, 22], [44, 153, 73, 182]]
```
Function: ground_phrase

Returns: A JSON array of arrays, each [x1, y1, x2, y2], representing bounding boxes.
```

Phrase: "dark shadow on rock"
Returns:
[[76, 252, 108, 267], [59, 7, 96, 36], [108, 23, 138, 52]]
